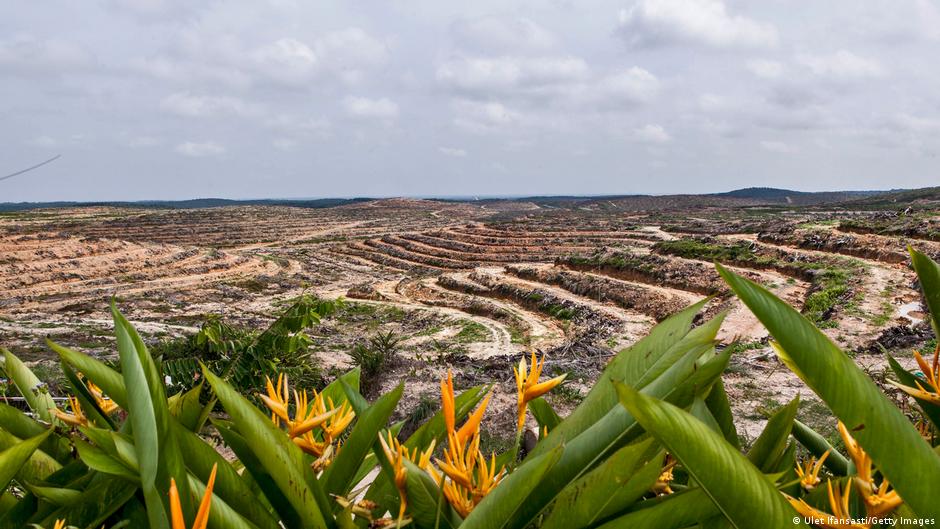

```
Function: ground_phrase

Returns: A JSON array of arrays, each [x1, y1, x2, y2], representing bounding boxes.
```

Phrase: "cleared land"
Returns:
[[2, 189, 938, 441]]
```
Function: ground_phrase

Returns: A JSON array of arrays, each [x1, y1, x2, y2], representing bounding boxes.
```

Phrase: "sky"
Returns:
[[2, 0, 940, 201]]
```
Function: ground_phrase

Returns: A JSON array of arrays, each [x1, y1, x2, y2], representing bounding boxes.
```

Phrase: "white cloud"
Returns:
[[315, 28, 389, 69], [161, 92, 262, 118], [175, 141, 225, 157], [272, 138, 298, 151], [746, 59, 784, 79], [438, 146, 468, 157], [452, 100, 522, 133], [593, 67, 660, 106], [798, 50, 884, 78], [633, 124, 672, 143], [342, 96, 399, 120], [0, 36, 92, 74], [760, 140, 797, 153], [436, 55, 589, 95], [451, 16, 555, 53], [125, 135, 162, 148], [29, 135, 58, 148], [265, 115, 332, 138], [250, 38, 319, 85], [618, 0, 778, 48]]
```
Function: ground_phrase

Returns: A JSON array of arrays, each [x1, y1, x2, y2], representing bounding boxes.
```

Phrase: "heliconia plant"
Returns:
[[1, 248, 939, 528]]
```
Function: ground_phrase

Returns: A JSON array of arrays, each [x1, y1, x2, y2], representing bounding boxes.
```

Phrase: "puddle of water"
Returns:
[[898, 301, 924, 324]]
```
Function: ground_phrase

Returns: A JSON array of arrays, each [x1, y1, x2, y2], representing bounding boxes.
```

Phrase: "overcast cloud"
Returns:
[[2, 0, 939, 201]]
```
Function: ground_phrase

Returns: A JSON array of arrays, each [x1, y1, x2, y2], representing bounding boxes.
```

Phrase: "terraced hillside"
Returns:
[[1, 196, 937, 439]]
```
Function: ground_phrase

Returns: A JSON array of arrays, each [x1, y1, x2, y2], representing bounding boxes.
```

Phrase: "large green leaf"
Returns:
[[790, 420, 849, 476], [323, 384, 402, 498], [36, 475, 138, 529], [616, 381, 799, 529], [74, 440, 139, 482], [532, 300, 709, 456], [747, 397, 799, 472], [203, 367, 335, 529], [0, 429, 61, 484], [112, 305, 179, 528], [527, 397, 562, 432], [911, 248, 940, 335], [186, 473, 260, 529], [0, 402, 71, 462], [0, 430, 51, 494], [174, 422, 280, 529], [594, 488, 720, 529], [506, 340, 727, 529], [718, 262, 940, 518], [400, 459, 462, 529], [540, 439, 663, 529], [48, 339, 128, 408], [460, 445, 562, 529], [1, 349, 58, 423], [705, 379, 740, 449]]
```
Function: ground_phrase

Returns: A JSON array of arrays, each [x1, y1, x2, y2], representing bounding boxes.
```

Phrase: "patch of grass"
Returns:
[[454, 321, 490, 343]]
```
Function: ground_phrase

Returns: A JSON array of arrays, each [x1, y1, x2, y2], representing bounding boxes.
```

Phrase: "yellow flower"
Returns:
[[787, 480, 870, 529], [795, 450, 829, 490], [514, 352, 566, 432], [54, 396, 88, 427], [379, 431, 435, 522], [87, 381, 119, 415], [259, 375, 356, 463], [652, 454, 676, 495], [888, 346, 940, 405], [169, 463, 217, 529], [837, 421, 903, 518], [53, 520, 66, 529]]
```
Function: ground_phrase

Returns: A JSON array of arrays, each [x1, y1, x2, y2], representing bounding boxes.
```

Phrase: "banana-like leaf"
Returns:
[[527, 397, 562, 431], [594, 488, 719, 529], [48, 339, 128, 408], [175, 422, 280, 529], [212, 420, 300, 528], [533, 300, 709, 455], [616, 381, 800, 529], [705, 379, 740, 449], [0, 402, 71, 462], [36, 475, 138, 529], [690, 397, 723, 435], [460, 445, 563, 529], [718, 263, 940, 518], [74, 440, 139, 482], [23, 482, 81, 506], [203, 367, 335, 529], [322, 368, 361, 407], [790, 419, 848, 476], [507, 341, 727, 529], [911, 248, 940, 335], [540, 439, 663, 529], [323, 384, 402, 498], [400, 459, 462, 529], [747, 397, 799, 472], [168, 383, 205, 432], [0, 429, 61, 484], [113, 305, 183, 528], [1, 349, 58, 424], [0, 430, 51, 494]]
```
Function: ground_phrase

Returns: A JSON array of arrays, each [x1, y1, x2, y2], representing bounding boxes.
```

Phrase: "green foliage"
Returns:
[[159, 295, 340, 395], [348, 330, 401, 385]]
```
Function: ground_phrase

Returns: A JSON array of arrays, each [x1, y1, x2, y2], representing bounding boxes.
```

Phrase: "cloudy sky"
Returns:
[[2, 0, 939, 201]]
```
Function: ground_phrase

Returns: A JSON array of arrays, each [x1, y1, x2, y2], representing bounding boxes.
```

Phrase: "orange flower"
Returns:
[[837, 422, 903, 517], [787, 480, 870, 529], [795, 450, 830, 490], [514, 352, 566, 431], [889, 345, 940, 405], [87, 381, 119, 414], [54, 396, 88, 427], [169, 463, 217, 529]]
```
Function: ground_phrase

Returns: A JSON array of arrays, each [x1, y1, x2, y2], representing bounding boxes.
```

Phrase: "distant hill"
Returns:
[[0, 186, 927, 213], [0, 197, 373, 212], [713, 187, 888, 206]]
